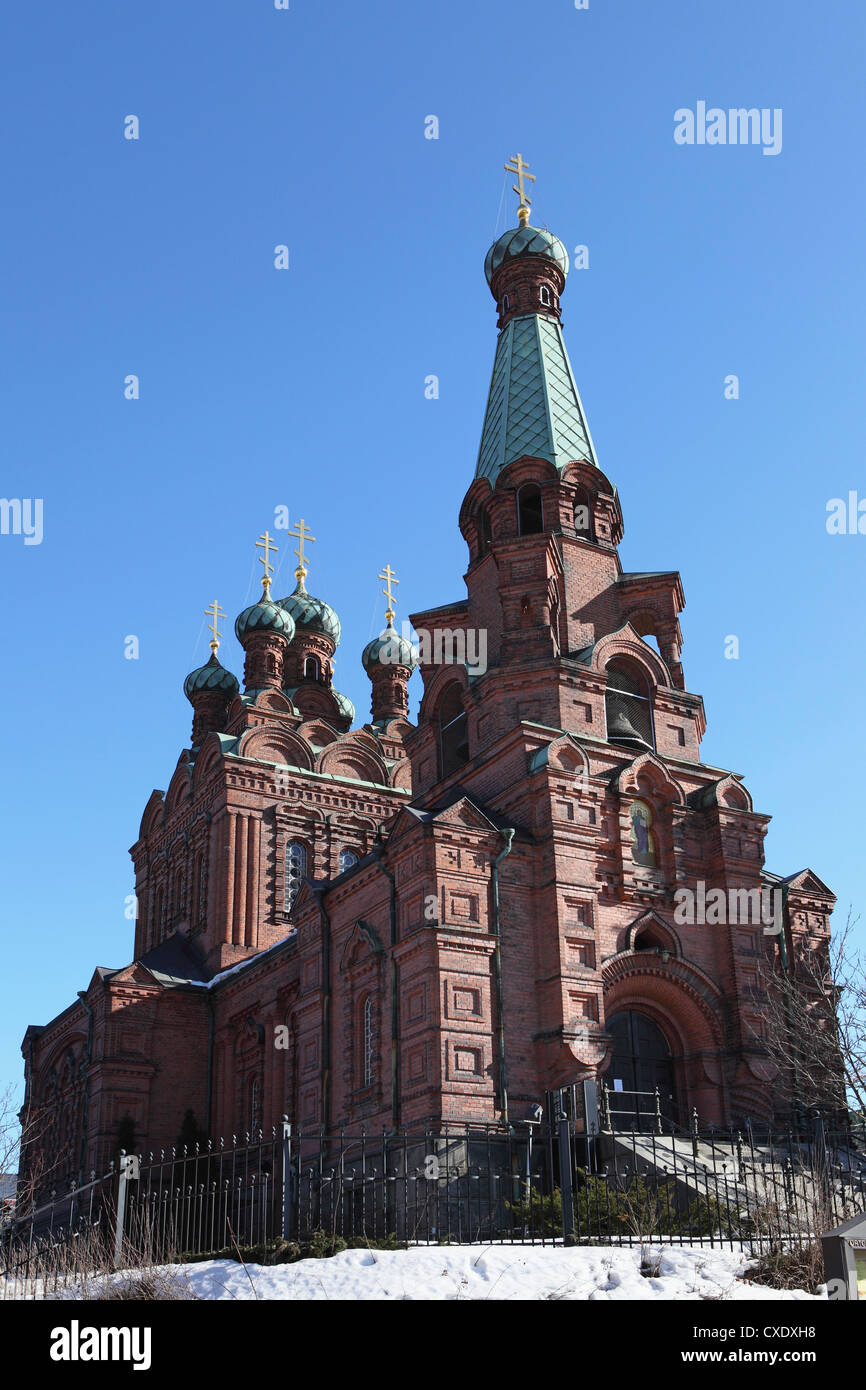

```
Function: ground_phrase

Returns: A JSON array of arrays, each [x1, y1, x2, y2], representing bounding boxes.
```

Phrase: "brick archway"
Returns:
[[602, 952, 729, 1126]]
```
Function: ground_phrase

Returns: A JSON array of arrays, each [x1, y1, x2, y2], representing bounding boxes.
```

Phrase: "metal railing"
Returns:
[[3, 1105, 865, 1295]]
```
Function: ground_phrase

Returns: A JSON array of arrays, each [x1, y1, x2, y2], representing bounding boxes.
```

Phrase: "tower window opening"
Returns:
[[502, 293, 510, 312], [438, 684, 469, 778], [303, 655, 321, 681], [573, 488, 593, 540], [539, 285, 552, 307], [477, 507, 492, 559], [517, 484, 544, 536], [605, 661, 655, 751]]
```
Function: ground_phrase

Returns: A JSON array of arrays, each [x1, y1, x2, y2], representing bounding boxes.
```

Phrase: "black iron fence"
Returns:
[[3, 1099, 866, 1295]]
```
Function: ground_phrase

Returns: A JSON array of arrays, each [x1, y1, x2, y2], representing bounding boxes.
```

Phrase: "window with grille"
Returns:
[[605, 661, 654, 750], [285, 841, 307, 910], [339, 848, 359, 874], [362, 997, 374, 1087]]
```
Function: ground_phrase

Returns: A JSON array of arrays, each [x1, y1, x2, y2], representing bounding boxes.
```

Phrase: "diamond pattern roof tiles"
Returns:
[[476, 314, 598, 483]]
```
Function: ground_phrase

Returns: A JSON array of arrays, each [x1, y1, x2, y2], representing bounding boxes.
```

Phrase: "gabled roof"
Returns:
[[476, 314, 598, 483]]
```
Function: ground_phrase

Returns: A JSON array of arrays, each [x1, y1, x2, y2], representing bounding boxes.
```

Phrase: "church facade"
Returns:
[[21, 183, 836, 1187]]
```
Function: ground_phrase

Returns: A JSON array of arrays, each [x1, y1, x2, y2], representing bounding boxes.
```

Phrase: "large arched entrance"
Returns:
[[606, 1010, 677, 1130]]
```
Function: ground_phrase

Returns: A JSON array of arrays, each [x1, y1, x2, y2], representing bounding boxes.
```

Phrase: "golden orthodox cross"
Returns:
[[379, 563, 399, 625], [256, 530, 278, 596], [205, 599, 227, 653], [290, 517, 316, 583], [505, 152, 535, 225]]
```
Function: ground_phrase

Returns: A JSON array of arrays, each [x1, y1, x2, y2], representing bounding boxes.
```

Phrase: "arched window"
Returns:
[[285, 841, 307, 911], [539, 285, 552, 306], [439, 684, 469, 778], [362, 997, 374, 1088], [605, 661, 654, 751], [303, 655, 320, 681], [502, 293, 510, 312], [477, 507, 492, 559], [338, 848, 359, 874], [517, 484, 543, 535]]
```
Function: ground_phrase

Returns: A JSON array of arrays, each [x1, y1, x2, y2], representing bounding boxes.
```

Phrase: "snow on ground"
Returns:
[[165, 1244, 823, 1301]]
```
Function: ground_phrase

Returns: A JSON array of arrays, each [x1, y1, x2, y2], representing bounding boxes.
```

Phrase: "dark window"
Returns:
[[517, 485, 543, 535], [573, 488, 593, 540], [539, 285, 552, 306], [477, 508, 492, 558], [303, 656, 320, 681], [439, 684, 469, 778], [502, 293, 510, 312], [605, 661, 654, 750]]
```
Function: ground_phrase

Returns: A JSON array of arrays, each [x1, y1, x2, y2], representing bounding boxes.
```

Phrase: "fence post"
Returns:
[[280, 1117, 294, 1241], [113, 1152, 139, 1269], [555, 1095, 575, 1247]]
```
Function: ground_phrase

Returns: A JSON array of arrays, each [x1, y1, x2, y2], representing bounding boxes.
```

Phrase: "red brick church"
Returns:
[[21, 172, 835, 1185]]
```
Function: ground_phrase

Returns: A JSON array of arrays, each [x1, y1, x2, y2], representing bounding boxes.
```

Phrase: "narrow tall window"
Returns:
[[339, 848, 358, 874], [517, 484, 543, 535], [363, 997, 374, 1088], [285, 841, 307, 911], [439, 684, 469, 778], [539, 285, 552, 306], [303, 655, 320, 681], [477, 507, 492, 559]]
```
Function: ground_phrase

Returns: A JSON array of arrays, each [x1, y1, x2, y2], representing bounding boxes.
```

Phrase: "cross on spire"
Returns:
[[505, 152, 535, 227], [205, 599, 227, 654], [290, 517, 316, 586], [379, 563, 399, 626], [256, 530, 278, 597]]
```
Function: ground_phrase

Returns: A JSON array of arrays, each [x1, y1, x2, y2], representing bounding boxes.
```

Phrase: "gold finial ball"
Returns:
[[517, 204, 531, 227]]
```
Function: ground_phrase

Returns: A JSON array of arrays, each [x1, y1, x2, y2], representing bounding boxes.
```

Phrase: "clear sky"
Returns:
[[1, 0, 864, 1099]]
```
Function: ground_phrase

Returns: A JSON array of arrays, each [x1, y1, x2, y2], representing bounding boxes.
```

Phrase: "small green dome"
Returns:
[[234, 597, 295, 644], [362, 624, 419, 672], [484, 224, 569, 287], [333, 690, 356, 723], [277, 579, 341, 644], [184, 652, 240, 702]]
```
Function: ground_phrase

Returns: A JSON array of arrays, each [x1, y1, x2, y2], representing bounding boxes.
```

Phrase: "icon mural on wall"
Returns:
[[630, 799, 657, 867]]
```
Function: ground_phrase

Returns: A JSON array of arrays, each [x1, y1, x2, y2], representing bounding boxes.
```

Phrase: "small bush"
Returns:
[[742, 1244, 825, 1296]]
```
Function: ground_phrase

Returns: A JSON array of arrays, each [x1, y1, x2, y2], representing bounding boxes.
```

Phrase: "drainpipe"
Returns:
[[372, 849, 400, 1129], [490, 829, 515, 1126], [313, 887, 332, 1132], [776, 879, 802, 1116], [76, 991, 94, 1180], [204, 988, 215, 1136]]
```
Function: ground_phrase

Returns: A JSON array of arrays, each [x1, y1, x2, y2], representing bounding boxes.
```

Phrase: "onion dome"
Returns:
[[183, 651, 239, 702], [362, 622, 419, 672], [234, 597, 295, 644], [484, 224, 569, 287], [333, 690, 356, 724], [278, 576, 341, 644]]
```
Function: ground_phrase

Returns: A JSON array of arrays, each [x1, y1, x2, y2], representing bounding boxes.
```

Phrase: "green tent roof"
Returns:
[[476, 313, 598, 484]]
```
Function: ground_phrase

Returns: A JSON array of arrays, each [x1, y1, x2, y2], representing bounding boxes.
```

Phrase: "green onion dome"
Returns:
[[183, 652, 240, 702], [277, 577, 341, 644], [484, 224, 569, 287], [234, 597, 295, 644], [361, 623, 419, 672], [332, 690, 356, 724]]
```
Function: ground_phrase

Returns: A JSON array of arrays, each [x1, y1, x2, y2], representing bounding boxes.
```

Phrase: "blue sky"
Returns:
[[1, 0, 864, 1098]]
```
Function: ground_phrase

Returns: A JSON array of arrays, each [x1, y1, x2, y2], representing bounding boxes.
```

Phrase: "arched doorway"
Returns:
[[606, 1010, 677, 1130]]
